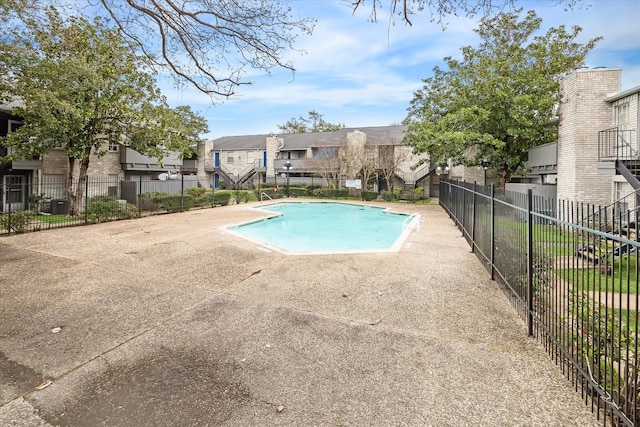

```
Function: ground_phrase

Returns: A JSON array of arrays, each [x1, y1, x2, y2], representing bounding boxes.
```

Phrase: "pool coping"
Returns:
[[220, 200, 421, 256]]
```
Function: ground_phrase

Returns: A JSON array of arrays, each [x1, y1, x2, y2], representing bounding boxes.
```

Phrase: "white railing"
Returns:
[[260, 192, 273, 203]]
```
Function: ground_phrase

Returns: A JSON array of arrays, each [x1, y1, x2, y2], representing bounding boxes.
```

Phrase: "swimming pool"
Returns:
[[226, 202, 420, 254]]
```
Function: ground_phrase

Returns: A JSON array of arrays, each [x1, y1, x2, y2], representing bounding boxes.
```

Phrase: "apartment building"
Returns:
[[0, 103, 195, 213], [197, 125, 436, 196], [526, 67, 640, 210]]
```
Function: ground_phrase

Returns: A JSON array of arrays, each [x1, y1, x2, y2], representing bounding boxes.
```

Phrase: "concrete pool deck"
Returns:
[[0, 200, 599, 426]]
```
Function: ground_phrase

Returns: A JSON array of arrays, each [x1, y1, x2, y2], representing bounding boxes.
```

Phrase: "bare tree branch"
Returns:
[[351, 0, 581, 26], [3, 0, 314, 99]]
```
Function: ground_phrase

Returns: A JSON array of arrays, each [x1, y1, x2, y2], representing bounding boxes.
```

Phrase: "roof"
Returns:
[[209, 134, 270, 151], [208, 125, 407, 151], [0, 97, 24, 112], [606, 85, 640, 103]]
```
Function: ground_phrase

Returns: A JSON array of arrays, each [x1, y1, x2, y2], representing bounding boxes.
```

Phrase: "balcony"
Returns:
[[598, 127, 638, 161], [274, 158, 309, 171], [204, 159, 266, 173], [528, 142, 557, 174], [181, 159, 197, 172], [4, 147, 42, 170], [120, 147, 182, 171]]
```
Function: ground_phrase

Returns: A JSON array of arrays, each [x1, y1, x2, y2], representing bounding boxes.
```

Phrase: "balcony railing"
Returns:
[[528, 142, 557, 172], [5, 147, 42, 170], [120, 147, 182, 171], [598, 127, 638, 160], [274, 158, 308, 171]]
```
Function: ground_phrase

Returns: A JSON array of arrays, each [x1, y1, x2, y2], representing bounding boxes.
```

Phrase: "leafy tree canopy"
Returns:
[[278, 110, 344, 134], [0, 9, 209, 214], [402, 9, 600, 188]]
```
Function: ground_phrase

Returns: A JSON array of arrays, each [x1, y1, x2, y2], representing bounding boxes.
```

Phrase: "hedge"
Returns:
[[213, 192, 232, 206], [362, 190, 378, 201]]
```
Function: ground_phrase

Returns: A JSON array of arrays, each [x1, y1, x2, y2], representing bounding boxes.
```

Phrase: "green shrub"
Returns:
[[230, 189, 253, 203], [306, 185, 321, 196], [289, 187, 307, 198], [393, 186, 402, 200], [151, 193, 194, 212], [187, 186, 207, 198], [362, 190, 378, 201], [411, 186, 424, 202], [192, 190, 212, 207], [0, 210, 34, 233], [312, 188, 328, 198], [219, 180, 228, 189], [313, 188, 349, 199], [381, 190, 394, 202], [213, 192, 232, 206], [28, 193, 46, 212], [87, 196, 138, 223], [139, 192, 162, 211]]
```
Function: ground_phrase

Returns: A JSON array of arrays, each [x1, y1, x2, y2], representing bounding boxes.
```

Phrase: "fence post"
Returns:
[[471, 181, 476, 252], [211, 175, 215, 207], [490, 184, 495, 281], [6, 177, 12, 235], [527, 188, 534, 337], [137, 175, 142, 215], [84, 177, 89, 224], [461, 180, 466, 232], [181, 173, 185, 212]]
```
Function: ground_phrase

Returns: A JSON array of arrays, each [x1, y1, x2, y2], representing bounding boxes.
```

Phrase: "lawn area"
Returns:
[[34, 214, 71, 224], [614, 308, 639, 334], [558, 254, 639, 294]]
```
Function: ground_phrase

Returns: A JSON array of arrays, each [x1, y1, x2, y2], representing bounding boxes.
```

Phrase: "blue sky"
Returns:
[[161, 0, 640, 139]]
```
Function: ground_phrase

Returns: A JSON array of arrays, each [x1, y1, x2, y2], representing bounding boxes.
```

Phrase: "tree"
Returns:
[[378, 143, 406, 191], [0, 10, 209, 215], [351, 0, 581, 26], [278, 110, 345, 134], [358, 148, 378, 195], [403, 9, 599, 188], [305, 145, 341, 188], [1, 0, 314, 97]]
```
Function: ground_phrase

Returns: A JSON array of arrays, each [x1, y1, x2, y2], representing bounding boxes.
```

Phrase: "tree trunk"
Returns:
[[498, 162, 510, 190], [65, 148, 92, 216]]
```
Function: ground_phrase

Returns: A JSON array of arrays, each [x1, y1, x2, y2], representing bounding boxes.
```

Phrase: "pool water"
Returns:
[[227, 202, 419, 254]]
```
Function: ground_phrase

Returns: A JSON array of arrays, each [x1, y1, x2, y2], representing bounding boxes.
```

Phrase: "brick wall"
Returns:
[[556, 68, 621, 205], [42, 146, 123, 178]]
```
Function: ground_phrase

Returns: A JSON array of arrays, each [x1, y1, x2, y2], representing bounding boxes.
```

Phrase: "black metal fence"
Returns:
[[440, 179, 639, 427], [0, 175, 224, 235]]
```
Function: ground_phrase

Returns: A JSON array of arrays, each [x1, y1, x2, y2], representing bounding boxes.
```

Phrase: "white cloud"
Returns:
[[163, 0, 640, 138]]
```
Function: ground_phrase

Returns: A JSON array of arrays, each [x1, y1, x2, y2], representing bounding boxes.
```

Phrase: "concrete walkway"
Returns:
[[0, 201, 599, 426]]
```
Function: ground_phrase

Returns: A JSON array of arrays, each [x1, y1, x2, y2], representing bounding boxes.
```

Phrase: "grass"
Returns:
[[613, 308, 639, 335], [537, 243, 577, 256], [34, 214, 75, 224], [558, 254, 639, 294]]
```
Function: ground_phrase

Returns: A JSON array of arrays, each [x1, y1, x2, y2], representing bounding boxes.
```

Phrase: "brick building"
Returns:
[[527, 67, 640, 210]]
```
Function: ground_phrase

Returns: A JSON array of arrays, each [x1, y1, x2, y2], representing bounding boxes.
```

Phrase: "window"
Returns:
[[8, 120, 23, 133], [615, 101, 635, 148], [108, 141, 119, 152], [247, 151, 255, 164], [227, 154, 234, 163], [616, 102, 630, 129]]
